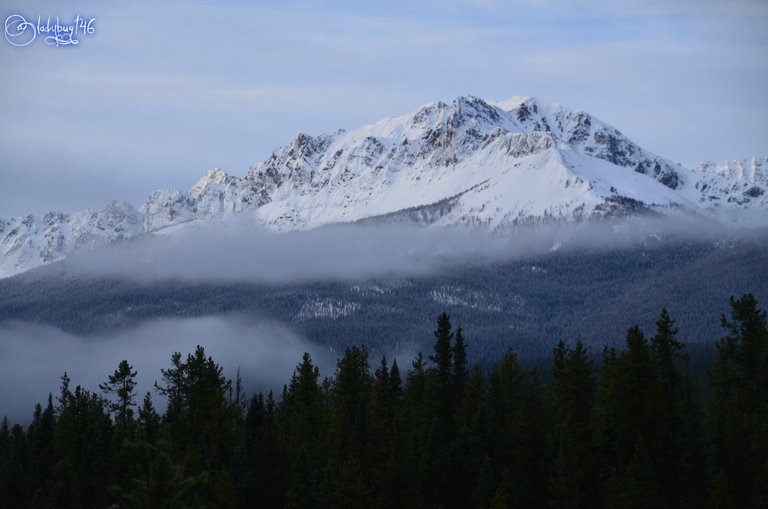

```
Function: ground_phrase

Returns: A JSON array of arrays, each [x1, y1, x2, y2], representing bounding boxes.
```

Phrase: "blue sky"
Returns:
[[1, 0, 766, 216]]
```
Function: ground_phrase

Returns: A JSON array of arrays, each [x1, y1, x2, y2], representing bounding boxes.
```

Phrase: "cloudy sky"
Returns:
[[1, 0, 766, 216]]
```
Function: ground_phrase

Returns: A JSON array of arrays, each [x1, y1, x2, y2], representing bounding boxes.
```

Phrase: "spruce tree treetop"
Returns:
[[652, 308, 685, 394], [100, 359, 138, 432], [453, 326, 469, 400], [389, 358, 403, 400], [431, 312, 454, 379]]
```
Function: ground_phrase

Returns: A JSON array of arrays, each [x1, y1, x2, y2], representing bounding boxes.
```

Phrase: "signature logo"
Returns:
[[4, 14, 96, 47]]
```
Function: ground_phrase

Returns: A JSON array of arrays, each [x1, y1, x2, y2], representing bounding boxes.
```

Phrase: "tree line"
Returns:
[[0, 294, 766, 508]]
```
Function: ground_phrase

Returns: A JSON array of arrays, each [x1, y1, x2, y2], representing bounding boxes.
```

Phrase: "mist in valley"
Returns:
[[0, 317, 333, 424]]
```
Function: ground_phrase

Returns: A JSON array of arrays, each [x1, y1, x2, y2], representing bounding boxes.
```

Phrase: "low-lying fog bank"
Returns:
[[49, 215, 765, 284]]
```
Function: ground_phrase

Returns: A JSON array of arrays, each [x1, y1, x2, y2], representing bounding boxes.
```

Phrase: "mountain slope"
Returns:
[[0, 201, 142, 278], [1, 95, 765, 278]]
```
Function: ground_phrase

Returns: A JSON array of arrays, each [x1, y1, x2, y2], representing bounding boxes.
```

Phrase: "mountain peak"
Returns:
[[490, 96, 533, 111], [190, 168, 236, 198], [2, 95, 765, 278], [448, 95, 503, 125]]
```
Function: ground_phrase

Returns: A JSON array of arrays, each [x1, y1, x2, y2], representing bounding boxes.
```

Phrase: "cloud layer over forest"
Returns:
[[55, 216, 750, 284], [0, 317, 329, 423]]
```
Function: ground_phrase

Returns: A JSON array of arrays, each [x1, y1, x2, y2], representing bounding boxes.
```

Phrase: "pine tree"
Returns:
[[368, 359, 401, 509], [153, 345, 236, 487], [100, 359, 138, 432], [0, 416, 12, 504], [155, 352, 187, 446], [328, 346, 372, 483], [282, 352, 325, 509], [431, 313, 462, 508], [710, 294, 768, 507], [181, 346, 235, 474], [551, 341, 598, 509], [507, 371, 554, 509], [430, 312, 454, 431], [120, 439, 206, 509], [488, 348, 524, 430], [233, 367, 246, 426], [614, 326, 663, 465], [399, 352, 440, 508], [2, 424, 29, 508], [649, 307, 705, 509], [651, 308, 684, 394], [137, 392, 161, 444], [237, 392, 286, 509], [52, 384, 113, 508], [49, 457, 82, 509], [452, 326, 469, 403], [677, 369, 709, 509], [595, 327, 666, 506], [485, 349, 526, 508], [26, 395, 56, 504], [56, 372, 72, 415], [389, 358, 403, 402], [371, 356, 395, 434]]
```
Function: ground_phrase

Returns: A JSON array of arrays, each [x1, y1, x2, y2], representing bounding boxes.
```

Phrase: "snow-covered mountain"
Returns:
[[1, 95, 765, 278], [688, 156, 768, 225], [0, 201, 143, 279]]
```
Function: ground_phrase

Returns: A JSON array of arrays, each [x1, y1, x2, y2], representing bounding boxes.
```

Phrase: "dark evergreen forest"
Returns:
[[1, 294, 766, 508]]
